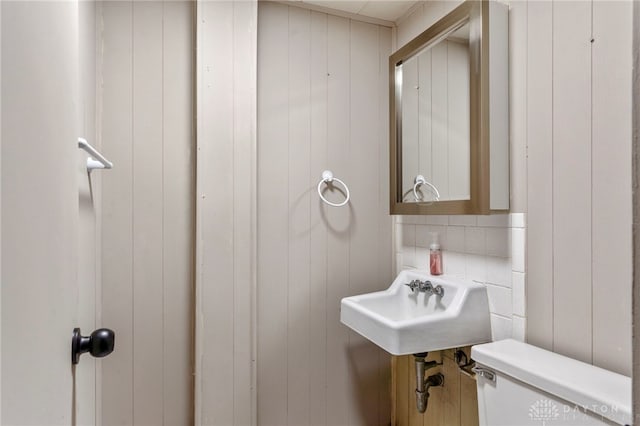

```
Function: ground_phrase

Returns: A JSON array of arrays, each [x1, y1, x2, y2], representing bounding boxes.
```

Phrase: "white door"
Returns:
[[2, 1, 98, 424]]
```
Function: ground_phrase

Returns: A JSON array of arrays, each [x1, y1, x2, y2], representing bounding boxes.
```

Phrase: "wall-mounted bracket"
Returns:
[[78, 137, 114, 172]]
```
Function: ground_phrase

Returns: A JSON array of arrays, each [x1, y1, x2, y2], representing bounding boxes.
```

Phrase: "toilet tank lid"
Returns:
[[471, 339, 631, 425]]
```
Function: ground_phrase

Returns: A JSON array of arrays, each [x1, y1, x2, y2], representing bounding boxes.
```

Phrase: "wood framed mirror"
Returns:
[[389, 0, 509, 215]]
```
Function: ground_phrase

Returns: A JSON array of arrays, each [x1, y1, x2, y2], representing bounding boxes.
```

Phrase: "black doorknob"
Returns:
[[72, 327, 115, 365]]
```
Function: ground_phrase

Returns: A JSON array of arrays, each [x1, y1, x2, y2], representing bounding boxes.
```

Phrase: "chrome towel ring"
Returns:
[[317, 170, 350, 207], [413, 175, 440, 202]]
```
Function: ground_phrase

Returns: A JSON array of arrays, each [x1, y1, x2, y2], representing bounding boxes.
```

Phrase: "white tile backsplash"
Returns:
[[466, 254, 487, 283], [424, 215, 449, 225], [416, 225, 447, 248], [401, 249, 415, 269], [465, 227, 486, 255], [477, 214, 509, 227], [448, 215, 478, 226], [444, 251, 466, 278], [512, 271, 526, 316], [394, 213, 527, 343], [486, 256, 512, 287], [394, 223, 403, 252], [511, 228, 526, 273], [401, 224, 416, 247], [490, 314, 513, 341], [446, 226, 465, 252], [396, 253, 403, 276], [509, 212, 526, 228], [512, 315, 526, 342], [415, 246, 429, 270], [486, 227, 510, 257], [486, 284, 512, 317]]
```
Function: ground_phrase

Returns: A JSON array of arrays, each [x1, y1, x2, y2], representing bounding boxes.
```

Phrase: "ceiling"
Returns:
[[298, 1, 420, 23]]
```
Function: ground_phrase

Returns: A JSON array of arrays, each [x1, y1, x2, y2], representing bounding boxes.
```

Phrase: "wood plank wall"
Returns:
[[100, 2, 195, 425], [257, 3, 393, 425], [526, 0, 632, 375], [195, 1, 257, 425], [397, 0, 632, 377], [392, 349, 478, 426]]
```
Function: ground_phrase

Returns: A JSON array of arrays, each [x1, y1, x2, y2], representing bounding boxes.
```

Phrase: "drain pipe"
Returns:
[[413, 353, 445, 413]]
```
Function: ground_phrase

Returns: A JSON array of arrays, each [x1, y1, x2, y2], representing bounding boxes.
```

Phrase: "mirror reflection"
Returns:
[[400, 22, 470, 203]]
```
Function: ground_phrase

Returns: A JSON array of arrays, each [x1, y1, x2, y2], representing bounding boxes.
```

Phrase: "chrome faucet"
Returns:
[[404, 280, 444, 297]]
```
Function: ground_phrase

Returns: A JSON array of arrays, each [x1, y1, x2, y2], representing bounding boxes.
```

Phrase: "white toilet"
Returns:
[[472, 339, 631, 425]]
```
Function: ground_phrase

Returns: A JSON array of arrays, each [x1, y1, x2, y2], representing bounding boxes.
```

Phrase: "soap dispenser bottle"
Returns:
[[429, 233, 443, 276]]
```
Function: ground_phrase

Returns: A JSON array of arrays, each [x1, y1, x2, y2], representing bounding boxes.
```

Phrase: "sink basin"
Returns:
[[340, 270, 492, 355]]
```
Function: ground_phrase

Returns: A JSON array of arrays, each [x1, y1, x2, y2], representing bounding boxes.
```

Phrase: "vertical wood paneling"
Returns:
[[101, 3, 135, 424], [447, 41, 469, 200], [442, 356, 460, 425], [257, 3, 289, 425], [199, 2, 235, 424], [526, 0, 554, 352], [591, 0, 632, 375], [232, 2, 257, 425], [132, 4, 164, 424], [408, 355, 421, 426], [287, 6, 312, 425], [377, 25, 393, 426], [402, 58, 419, 196], [257, 4, 392, 425], [527, 0, 631, 374], [459, 373, 479, 426], [552, 0, 592, 364], [418, 51, 433, 185], [325, 13, 352, 426], [509, 0, 527, 213], [325, 16, 353, 424], [431, 43, 448, 198], [308, 11, 329, 426], [393, 350, 475, 426], [349, 19, 384, 426], [162, 2, 194, 424], [395, 355, 409, 426], [197, 1, 256, 424], [102, 2, 194, 424]]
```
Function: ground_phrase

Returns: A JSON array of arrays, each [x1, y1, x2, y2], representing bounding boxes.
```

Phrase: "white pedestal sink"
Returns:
[[340, 270, 492, 355]]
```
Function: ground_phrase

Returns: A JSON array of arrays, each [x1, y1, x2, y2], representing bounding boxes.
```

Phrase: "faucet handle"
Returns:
[[404, 280, 420, 292], [418, 280, 433, 293], [433, 285, 445, 297]]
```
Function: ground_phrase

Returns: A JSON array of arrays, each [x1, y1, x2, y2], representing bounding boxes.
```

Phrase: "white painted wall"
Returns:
[[195, 1, 257, 425], [257, 3, 393, 425], [395, 0, 632, 376], [99, 2, 195, 424]]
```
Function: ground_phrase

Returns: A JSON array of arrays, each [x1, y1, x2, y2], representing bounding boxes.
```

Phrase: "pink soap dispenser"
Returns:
[[429, 232, 443, 276]]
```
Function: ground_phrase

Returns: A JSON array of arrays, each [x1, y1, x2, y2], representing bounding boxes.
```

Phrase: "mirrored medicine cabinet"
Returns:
[[389, 0, 509, 215]]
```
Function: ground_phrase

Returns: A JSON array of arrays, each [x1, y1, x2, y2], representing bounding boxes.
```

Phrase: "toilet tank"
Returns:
[[471, 339, 631, 426]]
